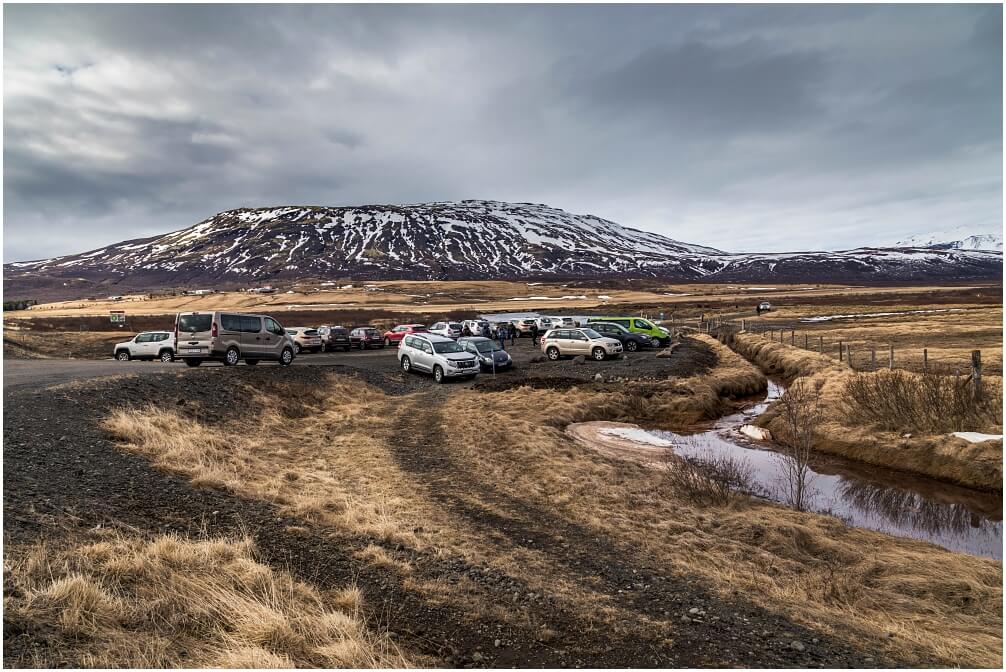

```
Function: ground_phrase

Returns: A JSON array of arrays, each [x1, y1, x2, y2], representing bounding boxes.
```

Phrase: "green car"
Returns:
[[587, 316, 671, 346]]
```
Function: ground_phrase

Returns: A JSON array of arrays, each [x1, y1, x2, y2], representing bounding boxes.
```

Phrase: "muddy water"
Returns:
[[650, 381, 1003, 560]]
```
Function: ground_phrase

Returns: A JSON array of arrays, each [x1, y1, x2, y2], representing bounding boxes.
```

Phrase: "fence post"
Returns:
[[871, 347, 876, 371], [741, 319, 746, 331], [923, 348, 928, 373], [838, 340, 843, 361], [889, 345, 894, 369], [804, 334, 808, 349], [972, 350, 982, 401]]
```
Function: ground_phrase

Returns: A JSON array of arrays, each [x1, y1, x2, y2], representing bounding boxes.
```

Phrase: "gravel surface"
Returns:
[[4, 338, 900, 668]]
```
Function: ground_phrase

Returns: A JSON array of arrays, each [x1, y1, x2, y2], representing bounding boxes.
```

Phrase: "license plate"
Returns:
[[186, 348, 202, 353]]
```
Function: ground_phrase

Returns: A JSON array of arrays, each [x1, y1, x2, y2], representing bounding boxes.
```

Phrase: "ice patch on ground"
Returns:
[[800, 308, 965, 323], [599, 427, 674, 447]]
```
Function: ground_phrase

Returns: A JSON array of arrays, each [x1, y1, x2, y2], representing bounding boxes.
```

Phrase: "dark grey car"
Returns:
[[458, 336, 513, 371], [587, 322, 656, 352]]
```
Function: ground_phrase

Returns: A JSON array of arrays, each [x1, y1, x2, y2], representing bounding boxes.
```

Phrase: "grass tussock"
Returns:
[[3, 531, 412, 668]]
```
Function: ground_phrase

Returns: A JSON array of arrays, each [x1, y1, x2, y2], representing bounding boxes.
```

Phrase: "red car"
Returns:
[[383, 324, 427, 347]]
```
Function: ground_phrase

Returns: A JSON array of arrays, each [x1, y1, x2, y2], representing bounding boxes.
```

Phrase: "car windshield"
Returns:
[[178, 314, 212, 332], [582, 329, 603, 339], [474, 341, 501, 353], [433, 341, 463, 354]]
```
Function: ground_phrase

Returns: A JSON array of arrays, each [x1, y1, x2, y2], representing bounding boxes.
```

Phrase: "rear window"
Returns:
[[304, 329, 319, 336], [365, 329, 380, 337], [332, 327, 348, 335], [448, 323, 462, 330], [178, 314, 212, 333]]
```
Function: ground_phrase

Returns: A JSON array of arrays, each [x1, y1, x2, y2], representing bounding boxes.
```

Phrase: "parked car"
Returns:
[[549, 316, 576, 328], [758, 301, 772, 313], [540, 327, 623, 361], [587, 316, 671, 346], [383, 324, 427, 347], [458, 336, 512, 371], [535, 316, 558, 332], [318, 325, 351, 351], [510, 318, 537, 336], [349, 326, 385, 349], [461, 319, 491, 337], [285, 327, 322, 354], [398, 333, 479, 383], [114, 331, 176, 362], [429, 321, 463, 339], [174, 311, 295, 366], [588, 321, 657, 351]]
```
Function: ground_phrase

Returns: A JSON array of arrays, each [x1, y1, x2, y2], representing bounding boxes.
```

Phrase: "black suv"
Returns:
[[588, 322, 656, 351], [320, 326, 351, 352]]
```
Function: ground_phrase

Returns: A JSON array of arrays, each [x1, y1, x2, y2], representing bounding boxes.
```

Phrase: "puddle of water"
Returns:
[[651, 381, 1003, 560]]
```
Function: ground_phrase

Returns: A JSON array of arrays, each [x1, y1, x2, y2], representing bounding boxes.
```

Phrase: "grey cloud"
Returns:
[[3, 3, 1001, 260]]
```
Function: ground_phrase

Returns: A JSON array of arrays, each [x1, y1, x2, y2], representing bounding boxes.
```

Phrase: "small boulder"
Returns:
[[790, 640, 806, 652], [573, 355, 586, 365], [593, 373, 603, 382]]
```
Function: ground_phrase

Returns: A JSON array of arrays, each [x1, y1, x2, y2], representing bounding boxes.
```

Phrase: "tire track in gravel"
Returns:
[[387, 393, 900, 668]]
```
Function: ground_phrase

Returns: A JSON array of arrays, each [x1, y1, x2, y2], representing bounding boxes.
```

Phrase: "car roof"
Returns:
[[417, 333, 453, 342], [460, 336, 491, 342]]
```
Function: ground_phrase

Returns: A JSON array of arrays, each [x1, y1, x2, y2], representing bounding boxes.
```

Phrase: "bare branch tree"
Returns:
[[775, 380, 822, 511]]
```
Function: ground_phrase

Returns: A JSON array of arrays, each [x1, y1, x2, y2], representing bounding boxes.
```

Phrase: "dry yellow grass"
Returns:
[[732, 332, 1003, 490], [3, 530, 414, 668], [98, 346, 1002, 667], [749, 304, 1003, 375], [12, 281, 981, 318]]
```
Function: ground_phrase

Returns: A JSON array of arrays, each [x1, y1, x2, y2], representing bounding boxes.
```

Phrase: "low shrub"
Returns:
[[842, 368, 1002, 434]]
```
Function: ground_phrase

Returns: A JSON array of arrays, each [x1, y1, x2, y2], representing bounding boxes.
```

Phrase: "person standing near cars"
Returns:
[[498, 322, 508, 349], [510, 322, 517, 346], [530, 321, 539, 346]]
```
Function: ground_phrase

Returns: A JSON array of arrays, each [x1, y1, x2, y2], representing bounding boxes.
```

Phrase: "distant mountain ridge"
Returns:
[[4, 200, 1002, 300], [895, 227, 1002, 251]]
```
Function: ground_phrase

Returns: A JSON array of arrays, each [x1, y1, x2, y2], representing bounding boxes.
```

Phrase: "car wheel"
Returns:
[[293, 342, 302, 355], [625, 340, 638, 352], [361, 341, 368, 350], [115, 350, 130, 361], [280, 347, 294, 366], [401, 356, 411, 372], [159, 350, 174, 362], [224, 347, 240, 366], [592, 347, 606, 361], [546, 347, 560, 361], [385, 337, 391, 347], [184, 358, 202, 367], [433, 365, 444, 383], [245, 359, 259, 366]]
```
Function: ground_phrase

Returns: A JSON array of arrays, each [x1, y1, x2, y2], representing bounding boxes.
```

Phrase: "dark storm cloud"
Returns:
[[3, 3, 1001, 261]]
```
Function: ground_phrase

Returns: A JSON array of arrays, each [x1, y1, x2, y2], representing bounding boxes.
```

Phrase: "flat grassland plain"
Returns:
[[3, 281, 1002, 668]]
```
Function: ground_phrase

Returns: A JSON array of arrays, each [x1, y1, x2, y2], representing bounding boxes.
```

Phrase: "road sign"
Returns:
[[109, 310, 126, 324]]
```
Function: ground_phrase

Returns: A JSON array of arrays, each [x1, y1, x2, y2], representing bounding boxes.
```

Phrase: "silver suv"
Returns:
[[114, 331, 176, 362], [398, 333, 479, 383], [175, 311, 295, 367], [539, 327, 623, 361]]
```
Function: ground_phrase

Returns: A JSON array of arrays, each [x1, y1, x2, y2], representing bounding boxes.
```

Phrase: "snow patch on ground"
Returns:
[[952, 432, 1003, 443], [801, 308, 966, 323]]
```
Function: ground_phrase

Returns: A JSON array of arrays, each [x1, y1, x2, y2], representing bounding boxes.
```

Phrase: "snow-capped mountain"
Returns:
[[4, 200, 1002, 299], [895, 227, 1003, 251]]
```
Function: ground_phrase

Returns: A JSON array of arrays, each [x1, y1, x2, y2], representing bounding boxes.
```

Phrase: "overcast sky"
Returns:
[[4, 3, 1002, 261]]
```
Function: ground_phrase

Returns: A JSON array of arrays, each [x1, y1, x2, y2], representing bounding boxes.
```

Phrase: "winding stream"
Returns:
[[651, 381, 1003, 559]]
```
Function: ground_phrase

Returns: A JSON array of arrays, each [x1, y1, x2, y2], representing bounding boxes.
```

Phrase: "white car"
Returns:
[[398, 333, 479, 383], [535, 316, 557, 331], [114, 331, 176, 362], [461, 319, 491, 337], [549, 316, 576, 328], [428, 321, 463, 339]]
